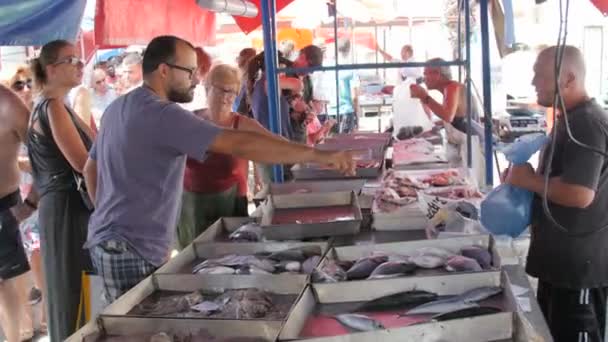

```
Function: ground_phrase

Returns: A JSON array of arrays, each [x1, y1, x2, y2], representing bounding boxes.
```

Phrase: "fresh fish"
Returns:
[[275, 261, 301, 273], [336, 260, 355, 271], [302, 256, 321, 274], [409, 254, 446, 269], [233, 289, 273, 319], [445, 256, 482, 272], [403, 296, 479, 315], [431, 306, 501, 321], [367, 261, 416, 279], [191, 300, 222, 314], [458, 286, 502, 303], [229, 223, 263, 242], [334, 314, 385, 332], [195, 266, 235, 275], [460, 246, 492, 269], [355, 290, 439, 312], [312, 260, 348, 282], [197, 255, 276, 273], [235, 265, 272, 275], [412, 247, 456, 259], [369, 251, 409, 262], [346, 256, 389, 280], [267, 246, 322, 262]]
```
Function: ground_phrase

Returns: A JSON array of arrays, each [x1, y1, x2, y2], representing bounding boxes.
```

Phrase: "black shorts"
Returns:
[[0, 191, 30, 281]]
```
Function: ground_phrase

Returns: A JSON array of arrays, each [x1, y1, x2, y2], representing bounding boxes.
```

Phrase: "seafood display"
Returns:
[[298, 286, 505, 338], [129, 288, 296, 320], [313, 245, 493, 283], [229, 223, 263, 242], [271, 206, 356, 225], [192, 246, 323, 275], [392, 139, 447, 166], [83, 330, 269, 342]]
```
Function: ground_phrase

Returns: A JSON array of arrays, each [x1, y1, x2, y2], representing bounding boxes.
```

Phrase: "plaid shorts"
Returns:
[[90, 240, 156, 305]]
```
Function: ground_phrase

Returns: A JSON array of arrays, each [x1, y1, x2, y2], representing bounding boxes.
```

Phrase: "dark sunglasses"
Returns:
[[54, 56, 84, 67], [164, 62, 197, 80], [11, 79, 32, 91]]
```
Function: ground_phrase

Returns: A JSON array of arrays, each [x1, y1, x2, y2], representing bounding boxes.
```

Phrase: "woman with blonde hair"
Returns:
[[176, 64, 286, 248]]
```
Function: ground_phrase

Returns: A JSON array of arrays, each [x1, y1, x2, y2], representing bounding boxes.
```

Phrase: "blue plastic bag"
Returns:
[[481, 133, 549, 237]]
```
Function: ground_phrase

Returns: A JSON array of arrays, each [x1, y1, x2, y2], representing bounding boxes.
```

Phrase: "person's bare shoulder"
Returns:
[[0, 84, 30, 141]]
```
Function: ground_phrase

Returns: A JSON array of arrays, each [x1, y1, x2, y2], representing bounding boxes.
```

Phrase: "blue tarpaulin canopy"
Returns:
[[0, 0, 86, 45]]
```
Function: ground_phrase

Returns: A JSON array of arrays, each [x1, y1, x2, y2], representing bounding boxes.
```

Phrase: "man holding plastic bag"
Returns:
[[507, 46, 608, 342]]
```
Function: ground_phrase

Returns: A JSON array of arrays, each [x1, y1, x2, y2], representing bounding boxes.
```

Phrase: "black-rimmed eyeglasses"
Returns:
[[165, 63, 197, 80]]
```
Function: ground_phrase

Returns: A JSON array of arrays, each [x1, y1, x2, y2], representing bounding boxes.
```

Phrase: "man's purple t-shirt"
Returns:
[[86, 87, 221, 266]]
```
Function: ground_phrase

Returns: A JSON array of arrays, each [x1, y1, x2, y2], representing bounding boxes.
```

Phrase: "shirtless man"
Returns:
[[409, 57, 479, 135], [0, 84, 37, 342]]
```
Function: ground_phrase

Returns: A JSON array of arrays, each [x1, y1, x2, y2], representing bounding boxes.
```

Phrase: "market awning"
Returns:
[[95, 0, 217, 46], [0, 0, 87, 45]]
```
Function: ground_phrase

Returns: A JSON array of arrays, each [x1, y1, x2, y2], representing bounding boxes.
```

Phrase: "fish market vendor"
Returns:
[[83, 35, 356, 304]]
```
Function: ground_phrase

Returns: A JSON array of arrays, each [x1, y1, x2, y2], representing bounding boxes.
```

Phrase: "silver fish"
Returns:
[[267, 246, 322, 262], [346, 255, 388, 280], [229, 223, 263, 242], [445, 255, 482, 272], [195, 266, 235, 275], [409, 254, 445, 269], [404, 296, 479, 315], [458, 286, 502, 303], [334, 314, 385, 332], [412, 247, 456, 259], [197, 255, 275, 273], [191, 300, 222, 314], [368, 261, 416, 279]]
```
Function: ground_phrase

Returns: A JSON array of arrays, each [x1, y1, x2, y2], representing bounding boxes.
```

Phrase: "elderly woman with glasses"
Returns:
[[27, 40, 95, 341], [176, 64, 285, 248]]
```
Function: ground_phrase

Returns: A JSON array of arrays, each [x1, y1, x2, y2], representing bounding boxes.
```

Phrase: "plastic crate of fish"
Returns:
[[279, 270, 519, 341], [312, 235, 501, 288], [260, 191, 362, 240], [67, 314, 276, 342], [253, 180, 367, 207], [99, 274, 305, 336], [156, 241, 329, 282]]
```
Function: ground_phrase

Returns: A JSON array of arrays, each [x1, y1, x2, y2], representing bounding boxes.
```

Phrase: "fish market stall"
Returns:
[[253, 180, 366, 207]]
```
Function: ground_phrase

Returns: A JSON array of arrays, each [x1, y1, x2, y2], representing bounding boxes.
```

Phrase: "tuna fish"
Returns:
[[267, 245, 322, 262], [367, 261, 416, 279], [431, 306, 501, 321], [334, 314, 385, 332], [445, 256, 482, 272], [355, 290, 439, 312], [460, 246, 492, 269], [229, 223, 263, 242], [346, 256, 389, 280], [195, 255, 276, 274]]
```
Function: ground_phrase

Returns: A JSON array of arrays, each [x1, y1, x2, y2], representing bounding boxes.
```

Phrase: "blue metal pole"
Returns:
[[260, 0, 284, 182], [479, 0, 494, 186], [333, 0, 341, 132], [457, 0, 462, 82], [464, 0, 473, 168]]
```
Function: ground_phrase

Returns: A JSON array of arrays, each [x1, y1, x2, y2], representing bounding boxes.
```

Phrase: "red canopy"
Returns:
[[590, 0, 608, 15], [232, 0, 295, 34], [95, 0, 216, 46]]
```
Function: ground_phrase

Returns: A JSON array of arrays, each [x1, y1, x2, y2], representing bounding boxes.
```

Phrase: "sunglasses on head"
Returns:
[[11, 79, 32, 91], [54, 56, 83, 67]]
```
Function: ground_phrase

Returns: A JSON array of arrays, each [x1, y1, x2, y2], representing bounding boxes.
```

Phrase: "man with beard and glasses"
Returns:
[[83, 35, 355, 304]]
